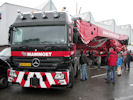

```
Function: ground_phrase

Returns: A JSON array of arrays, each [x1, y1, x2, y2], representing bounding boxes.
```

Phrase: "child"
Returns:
[[117, 53, 123, 76]]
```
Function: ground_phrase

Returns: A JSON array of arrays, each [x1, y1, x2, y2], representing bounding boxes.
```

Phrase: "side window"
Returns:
[[13, 28, 23, 43]]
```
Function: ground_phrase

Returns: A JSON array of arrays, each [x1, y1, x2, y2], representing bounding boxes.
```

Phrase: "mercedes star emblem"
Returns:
[[32, 58, 40, 67]]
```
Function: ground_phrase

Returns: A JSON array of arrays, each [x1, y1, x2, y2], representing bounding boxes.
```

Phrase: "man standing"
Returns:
[[125, 51, 131, 71], [80, 49, 88, 81], [106, 48, 118, 84]]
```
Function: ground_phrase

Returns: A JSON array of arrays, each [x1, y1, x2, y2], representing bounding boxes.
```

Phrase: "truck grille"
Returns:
[[12, 57, 69, 69]]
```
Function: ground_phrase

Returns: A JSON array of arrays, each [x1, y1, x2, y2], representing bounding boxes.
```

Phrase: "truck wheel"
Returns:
[[69, 67, 74, 88], [0, 76, 8, 89]]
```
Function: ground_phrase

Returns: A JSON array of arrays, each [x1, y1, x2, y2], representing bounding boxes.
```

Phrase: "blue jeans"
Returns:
[[98, 64, 101, 69], [127, 60, 131, 70], [81, 64, 88, 80], [107, 66, 115, 83], [124, 60, 131, 70]]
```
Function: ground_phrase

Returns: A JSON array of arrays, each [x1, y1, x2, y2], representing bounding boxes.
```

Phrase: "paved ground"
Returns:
[[0, 62, 133, 100]]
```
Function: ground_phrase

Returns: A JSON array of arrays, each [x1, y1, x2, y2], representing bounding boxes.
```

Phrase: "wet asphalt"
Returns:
[[0, 62, 133, 100]]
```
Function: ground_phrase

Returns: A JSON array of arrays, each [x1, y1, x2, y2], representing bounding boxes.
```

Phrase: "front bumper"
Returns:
[[7, 69, 69, 88]]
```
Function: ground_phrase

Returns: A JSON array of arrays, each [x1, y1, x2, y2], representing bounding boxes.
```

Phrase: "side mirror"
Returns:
[[73, 27, 79, 43], [8, 26, 13, 44]]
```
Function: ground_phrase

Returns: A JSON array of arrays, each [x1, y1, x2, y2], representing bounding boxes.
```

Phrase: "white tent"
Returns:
[[42, 0, 57, 11]]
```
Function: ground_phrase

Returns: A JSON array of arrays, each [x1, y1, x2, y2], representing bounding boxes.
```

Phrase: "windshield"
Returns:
[[12, 26, 67, 45], [0, 48, 11, 56]]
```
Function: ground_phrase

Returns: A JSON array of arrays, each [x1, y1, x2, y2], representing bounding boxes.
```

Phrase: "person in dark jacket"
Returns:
[[79, 49, 88, 81], [90, 51, 95, 66], [106, 48, 118, 84], [125, 51, 131, 71]]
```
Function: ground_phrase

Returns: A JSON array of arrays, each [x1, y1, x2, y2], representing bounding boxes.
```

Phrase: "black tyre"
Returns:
[[0, 76, 8, 89], [69, 66, 74, 88]]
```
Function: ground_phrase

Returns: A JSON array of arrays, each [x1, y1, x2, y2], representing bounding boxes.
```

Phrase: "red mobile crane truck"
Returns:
[[73, 17, 128, 64], [7, 11, 128, 88]]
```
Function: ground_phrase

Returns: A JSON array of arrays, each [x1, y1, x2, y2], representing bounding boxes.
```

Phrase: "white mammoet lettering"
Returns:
[[27, 52, 52, 56]]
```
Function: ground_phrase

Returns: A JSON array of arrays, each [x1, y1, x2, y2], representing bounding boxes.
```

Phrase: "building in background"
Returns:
[[0, 1, 58, 46], [131, 29, 133, 45], [94, 19, 132, 44], [0, 3, 40, 46]]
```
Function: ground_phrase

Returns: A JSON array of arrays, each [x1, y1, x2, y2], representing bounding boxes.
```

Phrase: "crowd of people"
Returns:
[[79, 48, 132, 84]]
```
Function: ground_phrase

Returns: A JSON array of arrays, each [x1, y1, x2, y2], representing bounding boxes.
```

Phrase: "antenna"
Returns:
[[79, 7, 82, 15], [50, 0, 52, 11]]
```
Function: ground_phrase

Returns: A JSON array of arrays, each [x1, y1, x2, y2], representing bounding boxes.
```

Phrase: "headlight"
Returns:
[[9, 70, 17, 78], [54, 73, 65, 80]]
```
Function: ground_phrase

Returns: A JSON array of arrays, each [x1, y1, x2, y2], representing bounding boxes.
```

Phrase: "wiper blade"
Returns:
[[40, 41, 53, 44], [13, 42, 21, 45], [18, 44, 29, 49]]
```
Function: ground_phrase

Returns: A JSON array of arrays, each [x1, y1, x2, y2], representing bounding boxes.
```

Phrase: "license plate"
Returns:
[[19, 63, 31, 67]]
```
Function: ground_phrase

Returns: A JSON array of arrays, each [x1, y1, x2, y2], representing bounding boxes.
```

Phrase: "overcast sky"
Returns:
[[0, 0, 133, 26]]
